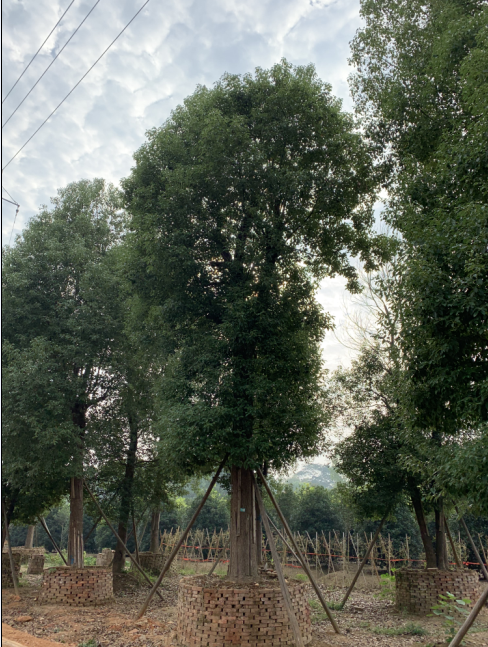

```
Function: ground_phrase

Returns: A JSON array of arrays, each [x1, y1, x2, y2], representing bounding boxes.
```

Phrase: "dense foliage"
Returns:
[[123, 60, 390, 476]]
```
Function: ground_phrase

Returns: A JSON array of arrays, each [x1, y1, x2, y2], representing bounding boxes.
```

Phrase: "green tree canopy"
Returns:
[[123, 60, 391, 476], [350, 0, 488, 429], [2, 179, 125, 561]]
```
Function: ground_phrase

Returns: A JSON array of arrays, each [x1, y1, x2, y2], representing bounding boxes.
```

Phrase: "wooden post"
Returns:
[[136, 455, 228, 619], [83, 481, 165, 601], [252, 473, 304, 647], [2, 503, 20, 596], [456, 510, 488, 580], [448, 584, 488, 647], [38, 516, 68, 565], [341, 516, 387, 608], [256, 467, 340, 634]]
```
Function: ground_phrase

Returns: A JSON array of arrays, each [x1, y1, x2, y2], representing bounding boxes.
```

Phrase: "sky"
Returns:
[[2, 0, 369, 376]]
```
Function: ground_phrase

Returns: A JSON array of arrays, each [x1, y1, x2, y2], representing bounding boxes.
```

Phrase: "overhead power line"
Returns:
[[2, 0, 103, 129], [2, 185, 18, 204], [2, 0, 152, 173], [2, 0, 77, 104]]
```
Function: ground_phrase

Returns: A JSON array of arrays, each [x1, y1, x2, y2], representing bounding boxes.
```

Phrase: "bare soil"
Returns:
[[2, 563, 487, 647]]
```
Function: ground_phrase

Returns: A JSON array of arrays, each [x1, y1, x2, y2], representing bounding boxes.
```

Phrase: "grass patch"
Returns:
[[372, 622, 428, 636], [326, 601, 343, 610], [294, 573, 308, 582]]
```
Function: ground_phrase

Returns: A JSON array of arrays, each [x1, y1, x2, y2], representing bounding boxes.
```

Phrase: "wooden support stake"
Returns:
[[252, 473, 304, 647], [83, 481, 165, 601], [456, 508, 488, 579], [38, 516, 68, 565], [341, 515, 387, 608], [444, 517, 462, 568], [208, 535, 229, 576], [132, 510, 140, 565], [2, 503, 20, 596], [256, 467, 340, 634], [136, 455, 228, 619], [448, 584, 488, 647], [83, 513, 103, 544]]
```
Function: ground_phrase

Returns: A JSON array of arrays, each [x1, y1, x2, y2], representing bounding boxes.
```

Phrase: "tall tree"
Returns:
[[349, 0, 488, 551], [123, 60, 390, 579], [2, 179, 125, 567]]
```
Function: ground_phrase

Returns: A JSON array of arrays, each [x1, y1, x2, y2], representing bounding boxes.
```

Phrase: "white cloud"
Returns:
[[2, 0, 366, 369]]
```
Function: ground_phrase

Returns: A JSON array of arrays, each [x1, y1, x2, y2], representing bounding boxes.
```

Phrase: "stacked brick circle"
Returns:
[[40, 566, 114, 606], [1, 552, 22, 588], [395, 568, 481, 614], [177, 576, 312, 646]]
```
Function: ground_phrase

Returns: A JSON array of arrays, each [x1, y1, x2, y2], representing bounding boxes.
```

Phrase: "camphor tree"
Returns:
[[2, 179, 125, 567], [349, 0, 488, 558], [123, 60, 390, 579]]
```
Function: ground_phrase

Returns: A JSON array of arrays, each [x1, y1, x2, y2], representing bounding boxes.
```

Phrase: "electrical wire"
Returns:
[[2, 0, 103, 129], [2, 0, 152, 173], [2, 0, 77, 105], [2, 185, 18, 204]]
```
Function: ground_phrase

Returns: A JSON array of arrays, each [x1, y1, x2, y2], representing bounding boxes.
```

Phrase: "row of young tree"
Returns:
[[3, 0, 486, 579]]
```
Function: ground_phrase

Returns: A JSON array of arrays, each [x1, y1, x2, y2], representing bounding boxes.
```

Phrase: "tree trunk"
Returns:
[[25, 525, 35, 549], [150, 509, 161, 553], [229, 466, 258, 580], [409, 485, 436, 568], [113, 415, 138, 573], [2, 495, 17, 551], [435, 501, 449, 570], [68, 477, 84, 568]]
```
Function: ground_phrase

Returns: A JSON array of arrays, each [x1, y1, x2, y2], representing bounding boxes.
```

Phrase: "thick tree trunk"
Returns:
[[25, 525, 35, 549], [150, 509, 161, 553], [229, 466, 258, 580], [68, 477, 84, 568], [409, 485, 436, 568], [435, 500, 449, 570], [2, 495, 17, 551], [113, 415, 138, 573]]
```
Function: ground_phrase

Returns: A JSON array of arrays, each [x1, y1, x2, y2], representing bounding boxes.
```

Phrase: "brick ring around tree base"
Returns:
[[395, 568, 481, 615], [177, 574, 312, 646], [40, 566, 114, 606]]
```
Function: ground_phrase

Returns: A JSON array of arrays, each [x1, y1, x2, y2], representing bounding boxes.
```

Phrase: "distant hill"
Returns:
[[287, 463, 344, 489]]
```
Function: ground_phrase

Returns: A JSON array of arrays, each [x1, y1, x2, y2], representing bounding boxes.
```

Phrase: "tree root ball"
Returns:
[[177, 574, 312, 646]]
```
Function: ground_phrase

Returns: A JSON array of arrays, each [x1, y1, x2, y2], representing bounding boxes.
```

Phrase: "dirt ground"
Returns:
[[2, 563, 488, 647]]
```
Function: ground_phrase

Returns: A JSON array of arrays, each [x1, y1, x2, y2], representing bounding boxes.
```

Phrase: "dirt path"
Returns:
[[2, 570, 487, 647]]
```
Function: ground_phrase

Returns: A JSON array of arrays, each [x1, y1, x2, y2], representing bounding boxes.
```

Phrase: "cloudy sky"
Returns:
[[2, 0, 370, 373]]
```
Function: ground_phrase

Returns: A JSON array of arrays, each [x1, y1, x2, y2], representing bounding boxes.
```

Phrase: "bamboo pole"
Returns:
[[341, 516, 387, 608], [38, 516, 68, 565], [252, 474, 304, 647], [2, 504, 20, 596], [136, 455, 228, 619], [83, 481, 165, 601], [448, 584, 488, 647], [456, 508, 488, 580], [256, 467, 340, 634]]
